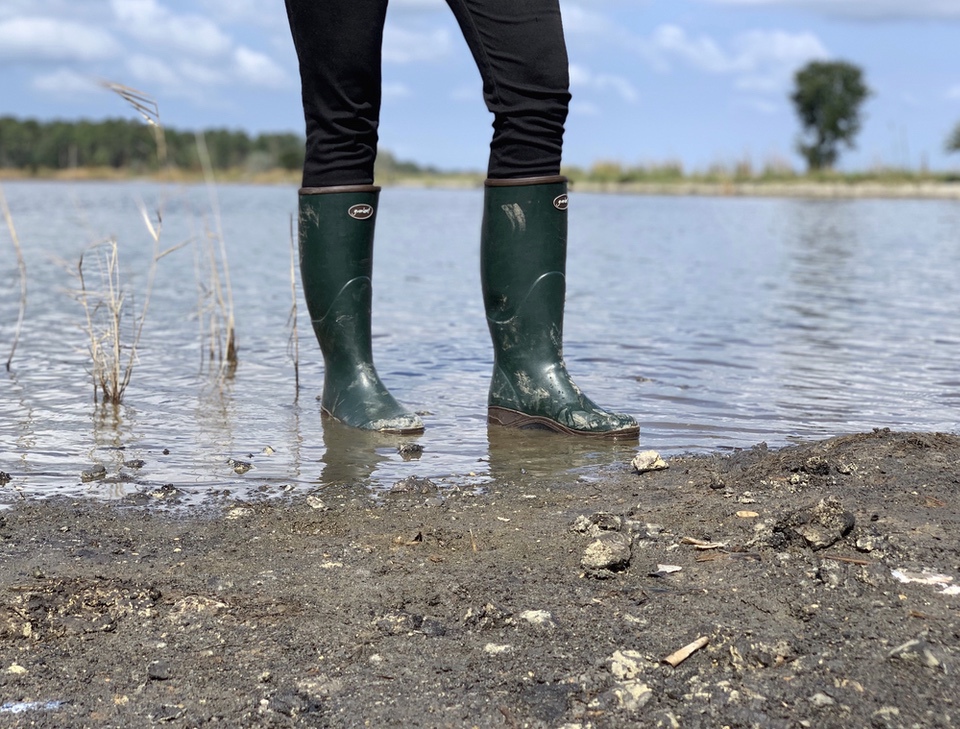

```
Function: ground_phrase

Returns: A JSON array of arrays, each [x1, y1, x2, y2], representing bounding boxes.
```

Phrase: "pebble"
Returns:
[[397, 443, 423, 461], [483, 643, 513, 655], [306, 495, 328, 511], [518, 610, 556, 629], [228, 459, 253, 475], [610, 680, 654, 712], [608, 650, 648, 681], [809, 692, 836, 707], [887, 639, 943, 670], [80, 464, 107, 482], [632, 451, 669, 474], [581, 532, 632, 573], [778, 496, 855, 550], [147, 660, 172, 681]]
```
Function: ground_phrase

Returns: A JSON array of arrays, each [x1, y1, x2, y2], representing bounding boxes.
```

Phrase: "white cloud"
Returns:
[[127, 53, 181, 88], [389, 0, 447, 11], [569, 100, 601, 117], [233, 46, 288, 88], [31, 68, 99, 94], [198, 0, 282, 25], [450, 84, 481, 102], [111, 0, 232, 57], [0, 17, 122, 61], [569, 63, 639, 103], [383, 82, 412, 99], [382, 25, 452, 63], [700, 0, 960, 20], [178, 60, 228, 87], [643, 25, 829, 93]]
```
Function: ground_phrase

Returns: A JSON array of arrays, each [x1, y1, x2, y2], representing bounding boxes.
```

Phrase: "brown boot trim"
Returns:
[[299, 185, 381, 195], [484, 175, 567, 188]]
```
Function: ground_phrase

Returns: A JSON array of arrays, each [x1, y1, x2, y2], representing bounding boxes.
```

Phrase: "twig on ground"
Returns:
[[664, 636, 709, 667]]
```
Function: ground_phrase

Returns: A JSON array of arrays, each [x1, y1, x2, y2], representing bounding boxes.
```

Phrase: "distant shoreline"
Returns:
[[2, 168, 959, 200]]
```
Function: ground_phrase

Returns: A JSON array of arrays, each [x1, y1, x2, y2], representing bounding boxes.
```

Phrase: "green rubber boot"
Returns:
[[298, 186, 423, 434], [481, 176, 639, 439]]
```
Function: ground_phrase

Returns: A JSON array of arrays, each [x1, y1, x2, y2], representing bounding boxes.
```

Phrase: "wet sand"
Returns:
[[1, 428, 958, 728]]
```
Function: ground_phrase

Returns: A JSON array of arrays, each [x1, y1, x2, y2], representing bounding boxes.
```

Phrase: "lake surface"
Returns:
[[1, 180, 958, 505]]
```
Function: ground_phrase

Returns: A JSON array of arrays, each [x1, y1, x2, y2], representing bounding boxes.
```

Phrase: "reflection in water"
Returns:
[[318, 416, 422, 486], [1, 182, 958, 504], [485, 426, 637, 486]]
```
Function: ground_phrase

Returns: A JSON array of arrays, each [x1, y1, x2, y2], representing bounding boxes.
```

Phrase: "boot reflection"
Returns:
[[319, 415, 422, 486], [485, 425, 637, 485]]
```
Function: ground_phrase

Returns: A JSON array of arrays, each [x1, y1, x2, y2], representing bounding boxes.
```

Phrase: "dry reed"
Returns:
[[287, 213, 300, 399], [194, 132, 238, 375], [1, 186, 26, 371]]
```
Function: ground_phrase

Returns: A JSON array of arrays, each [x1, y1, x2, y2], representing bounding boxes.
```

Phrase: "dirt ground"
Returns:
[[1, 428, 958, 728]]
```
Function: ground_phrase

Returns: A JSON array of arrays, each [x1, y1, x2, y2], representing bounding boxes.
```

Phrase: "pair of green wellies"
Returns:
[[298, 176, 639, 440]]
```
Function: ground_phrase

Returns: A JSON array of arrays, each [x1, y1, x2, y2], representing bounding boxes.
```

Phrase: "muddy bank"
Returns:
[[1, 428, 958, 728]]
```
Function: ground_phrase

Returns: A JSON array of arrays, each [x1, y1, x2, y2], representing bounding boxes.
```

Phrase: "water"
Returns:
[[1, 180, 958, 505]]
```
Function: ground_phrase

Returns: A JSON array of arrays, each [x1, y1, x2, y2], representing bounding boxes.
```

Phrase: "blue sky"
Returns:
[[1, 0, 958, 173]]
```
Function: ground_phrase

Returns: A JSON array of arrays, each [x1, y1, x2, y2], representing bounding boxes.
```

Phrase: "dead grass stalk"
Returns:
[[1, 186, 26, 371]]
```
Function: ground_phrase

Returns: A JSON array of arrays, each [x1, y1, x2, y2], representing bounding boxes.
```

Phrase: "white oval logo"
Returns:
[[553, 194, 568, 211], [348, 204, 374, 220]]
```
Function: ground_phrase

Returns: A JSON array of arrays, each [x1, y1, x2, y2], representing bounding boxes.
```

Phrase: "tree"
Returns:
[[947, 122, 960, 154], [790, 60, 870, 171]]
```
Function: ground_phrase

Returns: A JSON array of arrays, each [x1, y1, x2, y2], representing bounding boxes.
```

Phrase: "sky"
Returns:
[[1, 0, 958, 174]]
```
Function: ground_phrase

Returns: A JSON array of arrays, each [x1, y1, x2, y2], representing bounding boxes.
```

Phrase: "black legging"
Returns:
[[284, 0, 571, 187]]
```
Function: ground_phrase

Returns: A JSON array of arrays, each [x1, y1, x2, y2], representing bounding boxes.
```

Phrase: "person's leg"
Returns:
[[444, 0, 569, 178], [448, 0, 639, 438], [284, 0, 387, 187], [286, 0, 423, 433]]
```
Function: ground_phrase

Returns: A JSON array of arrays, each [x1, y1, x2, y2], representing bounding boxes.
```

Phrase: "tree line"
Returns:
[[0, 116, 305, 173], [3, 62, 959, 179]]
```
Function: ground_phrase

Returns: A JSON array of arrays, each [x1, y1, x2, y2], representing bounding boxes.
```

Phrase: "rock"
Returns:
[[305, 495, 328, 510], [776, 496, 855, 551], [389, 475, 437, 494], [570, 512, 622, 534], [802, 456, 830, 476], [80, 464, 107, 482], [122, 459, 145, 469], [296, 675, 344, 703], [608, 650, 649, 681], [888, 639, 943, 670], [147, 660, 172, 680], [397, 443, 423, 460], [809, 692, 835, 707], [464, 602, 512, 630], [518, 610, 556, 629], [483, 643, 513, 655], [0, 471, 10, 486], [632, 451, 669, 474], [610, 680, 654, 712], [581, 532, 632, 574], [228, 459, 253, 474]]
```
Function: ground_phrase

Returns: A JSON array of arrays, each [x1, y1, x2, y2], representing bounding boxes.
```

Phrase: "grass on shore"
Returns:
[[1, 158, 958, 193]]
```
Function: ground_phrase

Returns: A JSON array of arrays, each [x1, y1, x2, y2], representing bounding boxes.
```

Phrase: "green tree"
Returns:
[[947, 122, 960, 154], [790, 60, 870, 171]]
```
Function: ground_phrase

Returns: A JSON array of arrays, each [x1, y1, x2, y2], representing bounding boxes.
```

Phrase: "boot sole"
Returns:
[[488, 406, 640, 440], [321, 409, 425, 435]]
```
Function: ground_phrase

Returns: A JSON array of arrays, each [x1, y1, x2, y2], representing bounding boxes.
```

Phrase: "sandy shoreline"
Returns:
[[1, 428, 958, 727]]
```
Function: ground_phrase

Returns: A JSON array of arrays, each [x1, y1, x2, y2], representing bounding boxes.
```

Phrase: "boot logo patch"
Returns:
[[553, 194, 568, 211], [348, 204, 374, 220]]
